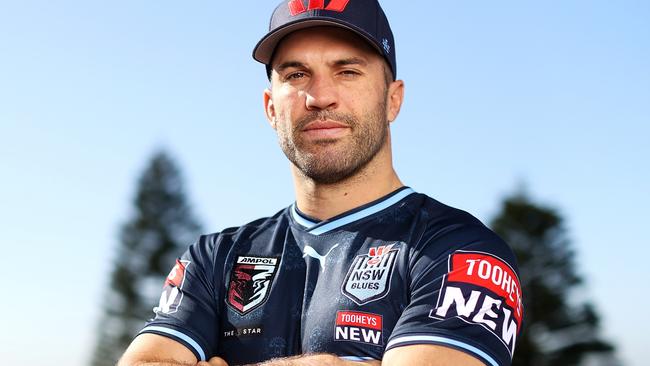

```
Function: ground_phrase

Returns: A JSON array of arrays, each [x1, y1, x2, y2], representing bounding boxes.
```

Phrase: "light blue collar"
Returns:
[[291, 187, 415, 235]]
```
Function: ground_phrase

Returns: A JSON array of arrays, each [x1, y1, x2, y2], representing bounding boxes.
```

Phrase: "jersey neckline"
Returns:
[[290, 186, 416, 235]]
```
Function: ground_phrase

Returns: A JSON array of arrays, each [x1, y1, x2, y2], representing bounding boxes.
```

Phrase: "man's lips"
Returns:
[[302, 120, 350, 131], [301, 120, 351, 139]]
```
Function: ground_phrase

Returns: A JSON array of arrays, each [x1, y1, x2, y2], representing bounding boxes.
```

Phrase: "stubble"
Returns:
[[276, 97, 389, 185]]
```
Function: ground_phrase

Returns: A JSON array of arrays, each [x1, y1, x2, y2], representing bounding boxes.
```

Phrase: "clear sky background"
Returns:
[[1, 1, 648, 365]]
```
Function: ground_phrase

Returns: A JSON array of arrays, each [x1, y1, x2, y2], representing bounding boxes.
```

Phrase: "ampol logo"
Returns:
[[227, 256, 279, 315]]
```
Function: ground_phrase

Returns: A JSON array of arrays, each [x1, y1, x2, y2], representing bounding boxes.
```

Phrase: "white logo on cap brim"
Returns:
[[382, 38, 390, 54]]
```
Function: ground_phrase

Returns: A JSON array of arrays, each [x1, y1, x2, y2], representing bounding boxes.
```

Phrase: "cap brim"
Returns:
[[253, 18, 384, 66]]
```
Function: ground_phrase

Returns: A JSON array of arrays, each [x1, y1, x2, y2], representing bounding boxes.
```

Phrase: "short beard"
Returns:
[[276, 98, 389, 185]]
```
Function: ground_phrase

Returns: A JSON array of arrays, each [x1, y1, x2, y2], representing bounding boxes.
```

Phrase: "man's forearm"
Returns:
[[250, 354, 379, 366], [131, 364, 192, 366], [117, 358, 196, 366]]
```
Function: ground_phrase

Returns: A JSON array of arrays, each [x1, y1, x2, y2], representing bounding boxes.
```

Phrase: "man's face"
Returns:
[[264, 27, 396, 185]]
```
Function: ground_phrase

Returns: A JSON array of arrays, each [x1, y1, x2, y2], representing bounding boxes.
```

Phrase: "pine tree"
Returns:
[[90, 150, 202, 366], [490, 192, 616, 366]]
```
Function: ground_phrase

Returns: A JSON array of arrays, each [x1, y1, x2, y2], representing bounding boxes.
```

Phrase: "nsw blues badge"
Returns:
[[342, 244, 399, 305]]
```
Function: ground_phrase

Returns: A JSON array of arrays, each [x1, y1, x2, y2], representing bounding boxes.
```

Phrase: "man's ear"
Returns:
[[386, 79, 405, 123], [263, 88, 277, 129]]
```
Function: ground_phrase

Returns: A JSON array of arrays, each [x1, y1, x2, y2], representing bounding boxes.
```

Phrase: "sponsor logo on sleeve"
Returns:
[[429, 251, 524, 357], [154, 259, 191, 315], [335, 311, 383, 345], [226, 256, 279, 315], [341, 244, 399, 305]]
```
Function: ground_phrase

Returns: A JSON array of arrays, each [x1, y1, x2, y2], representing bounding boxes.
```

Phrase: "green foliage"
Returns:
[[90, 150, 202, 366], [490, 193, 616, 366]]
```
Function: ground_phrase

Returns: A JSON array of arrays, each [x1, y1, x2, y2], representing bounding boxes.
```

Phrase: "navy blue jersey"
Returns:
[[141, 187, 523, 366]]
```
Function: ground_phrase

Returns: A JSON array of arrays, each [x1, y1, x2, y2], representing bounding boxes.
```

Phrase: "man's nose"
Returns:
[[304, 74, 338, 111]]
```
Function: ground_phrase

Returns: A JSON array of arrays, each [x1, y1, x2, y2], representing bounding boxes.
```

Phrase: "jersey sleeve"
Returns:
[[387, 224, 524, 366], [139, 236, 219, 361]]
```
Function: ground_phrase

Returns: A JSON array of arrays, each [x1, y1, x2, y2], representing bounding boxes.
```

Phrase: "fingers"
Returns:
[[197, 356, 229, 366]]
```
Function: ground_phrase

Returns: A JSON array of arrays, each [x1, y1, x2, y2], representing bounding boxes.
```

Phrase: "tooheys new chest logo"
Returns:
[[227, 256, 279, 315], [342, 244, 399, 305]]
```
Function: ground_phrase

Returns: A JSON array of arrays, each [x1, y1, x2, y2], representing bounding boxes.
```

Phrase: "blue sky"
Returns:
[[1, 1, 648, 365]]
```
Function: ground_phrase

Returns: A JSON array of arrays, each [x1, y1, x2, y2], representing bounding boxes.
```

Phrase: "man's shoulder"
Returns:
[[408, 192, 512, 257], [198, 205, 292, 245], [408, 192, 486, 229]]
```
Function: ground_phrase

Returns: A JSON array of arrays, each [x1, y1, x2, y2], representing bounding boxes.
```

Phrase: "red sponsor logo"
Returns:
[[288, 0, 351, 16], [335, 311, 383, 345], [336, 311, 382, 330], [155, 259, 191, 315], [430, 251, 523, 356], [164, 259, 187, 288], [447, 252, 523, 324]]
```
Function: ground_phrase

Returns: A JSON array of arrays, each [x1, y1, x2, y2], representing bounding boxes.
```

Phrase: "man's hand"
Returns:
[[198, 357, 229, 366], [226, 344, 485, 365], [244, 354, 379, 366], [199, 354, 378, 366]]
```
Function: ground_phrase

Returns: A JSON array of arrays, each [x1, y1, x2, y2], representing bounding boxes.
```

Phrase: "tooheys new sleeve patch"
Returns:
[[430, 250, 524, 357], [154, 259, 191, 315]]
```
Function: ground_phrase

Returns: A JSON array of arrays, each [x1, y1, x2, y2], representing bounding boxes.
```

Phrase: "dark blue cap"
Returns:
[[253, 0, 396, 80]]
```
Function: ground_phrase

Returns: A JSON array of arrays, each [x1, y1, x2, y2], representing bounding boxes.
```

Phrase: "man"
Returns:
[[119, 1, 523, 365]]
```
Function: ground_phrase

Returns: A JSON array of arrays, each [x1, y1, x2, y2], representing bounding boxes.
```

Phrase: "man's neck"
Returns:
[[292, 156, 403, 221]]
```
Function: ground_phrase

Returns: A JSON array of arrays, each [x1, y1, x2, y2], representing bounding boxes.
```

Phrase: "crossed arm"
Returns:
[[118, 334, 485, 366]]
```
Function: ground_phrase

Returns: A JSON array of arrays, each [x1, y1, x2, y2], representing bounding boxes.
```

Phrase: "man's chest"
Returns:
[[217, 230, 408, 364]]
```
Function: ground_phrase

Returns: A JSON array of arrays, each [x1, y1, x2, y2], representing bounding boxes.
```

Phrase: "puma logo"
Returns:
[[303, 244, 340, 272]]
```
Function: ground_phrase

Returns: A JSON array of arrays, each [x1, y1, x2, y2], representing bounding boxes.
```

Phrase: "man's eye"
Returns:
[[286, 72, 307, 80], [340, 70, 360, 77]]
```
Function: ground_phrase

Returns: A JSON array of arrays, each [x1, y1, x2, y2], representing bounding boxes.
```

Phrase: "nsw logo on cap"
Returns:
[[288, 0, 351, 16]]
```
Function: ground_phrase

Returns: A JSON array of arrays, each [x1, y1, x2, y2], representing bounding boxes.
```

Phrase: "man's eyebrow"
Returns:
[[275, 61, 306, 72], [275, 57, 368, 72], [332, 57, 368, 67]]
